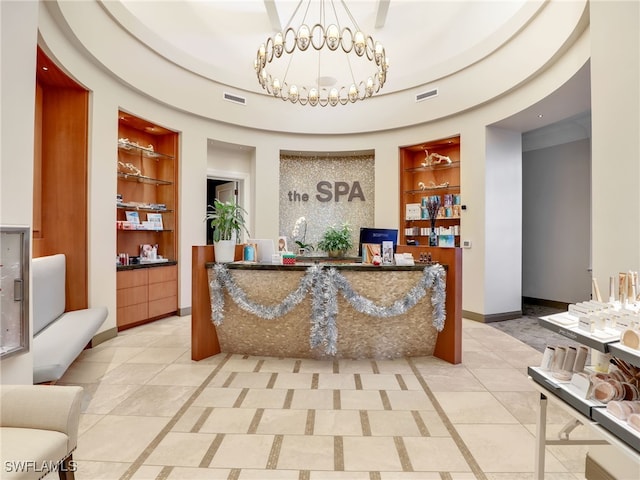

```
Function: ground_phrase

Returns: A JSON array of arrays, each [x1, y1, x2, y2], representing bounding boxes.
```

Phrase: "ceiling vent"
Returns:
[[416, 88, 438, 103], [223, 92, 246, 105]]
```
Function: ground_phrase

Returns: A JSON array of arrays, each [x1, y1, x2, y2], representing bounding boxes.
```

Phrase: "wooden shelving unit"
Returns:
[[116, 112, 179, 330], [399, 136, 461, 247]]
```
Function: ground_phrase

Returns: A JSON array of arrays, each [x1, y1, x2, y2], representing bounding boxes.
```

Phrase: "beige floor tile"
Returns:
[[374, 358, 414, 374], [227, 372, 275, 388], [238, 469, 301, 479], [276, 435, 335, 470], [367, 410, 423, 437], [273, 372, 314, 389], [77, 346, 146, 364], [109, 385, 196, 417], [461, 350, 510, 368], [417, 410, 450, 437], [97, 363, 167, 385], [172, 406, 208, 432], [218, 357, 263, 372], [358, 373, 403, 390], [144, 431, 218, 466], [338, 359, 376, 373], [317, 373, 356, 390], [71, 460, 131, 479], [461, 337, 487, 352], [395, 374, 424, 390], [314, 409, 364, 436], [403, 437, 471, 471], [485, 474, 579, 480], [193, 387, 243, 407], [58, 361, 117, 384], [310, 472, 372, 479], [207, 371, 237, 387], [146, 363, 215, 386], [434, 392, 519, 424], [385, 390, 434, 410], [339, 390, 385, 410], [208, 434, 274, 469], [493, 391, 574, 425], [82, 383, 141, 414], [255, 408, 309, 435], [469, 368, 536, 392], [342, 436, 403, 471], [240, 389, 288, 408], [75, 415, 168, 462], [129, 465, 165, 479], [166, 467, 231, 479], [199, 407, 257, 433], [420, 370, 488, 392], [78, 413, 104, 436], [298, 359, 336, 373], [125, 347, 188, 364], [259, 358, 299, 372], [379, 473, 442, 480], [290, 389, 335, 410], [455, 424, 568, 473], [105, 333, 168, 348], [149, 333, 191, 348]]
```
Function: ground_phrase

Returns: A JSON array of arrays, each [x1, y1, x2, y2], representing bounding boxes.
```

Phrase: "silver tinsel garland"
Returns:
[[209, 264, 446, 355]]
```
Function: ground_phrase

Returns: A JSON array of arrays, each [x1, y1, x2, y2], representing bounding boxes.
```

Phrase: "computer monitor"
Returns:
[[358, 228, 399, 256], [247, 238, 275, 263]]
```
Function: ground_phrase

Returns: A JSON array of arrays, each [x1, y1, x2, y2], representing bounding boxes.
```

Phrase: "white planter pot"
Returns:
[[214, 240, 236, 263]]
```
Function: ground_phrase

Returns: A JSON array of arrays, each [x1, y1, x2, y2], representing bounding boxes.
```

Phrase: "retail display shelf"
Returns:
[[607, 342, 640, 366], [528, 366, 603, 417], [538, 314, 619, 352], [591, 408, 640, 453]]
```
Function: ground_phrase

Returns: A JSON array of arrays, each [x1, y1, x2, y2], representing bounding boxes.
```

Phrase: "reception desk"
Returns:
[[191, 246, 462, 364]]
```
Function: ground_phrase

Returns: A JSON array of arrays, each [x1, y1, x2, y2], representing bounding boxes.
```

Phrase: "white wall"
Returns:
[[591, 0, 640, 284], [523, 139, 591, 303], [1, 0, 39, 384]]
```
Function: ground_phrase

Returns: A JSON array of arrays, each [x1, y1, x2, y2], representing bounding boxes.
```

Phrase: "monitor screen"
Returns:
[[358, 228, 399, 256]]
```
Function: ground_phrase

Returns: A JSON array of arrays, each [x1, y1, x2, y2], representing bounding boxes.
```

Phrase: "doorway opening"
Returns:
[[206, 178, 239, 245]]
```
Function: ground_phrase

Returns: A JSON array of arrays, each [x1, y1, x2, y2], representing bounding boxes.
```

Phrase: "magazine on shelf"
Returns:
[[147, 213, 163, 230], [125, 211, 140, 224]]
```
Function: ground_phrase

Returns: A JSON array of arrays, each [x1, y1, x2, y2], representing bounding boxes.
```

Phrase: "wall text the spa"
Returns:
[[287, 181, 366, 202]]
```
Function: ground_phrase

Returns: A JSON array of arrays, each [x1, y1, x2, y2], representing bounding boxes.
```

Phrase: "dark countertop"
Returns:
[[206, 260, 441, 272], [117, 260, 177, 271]]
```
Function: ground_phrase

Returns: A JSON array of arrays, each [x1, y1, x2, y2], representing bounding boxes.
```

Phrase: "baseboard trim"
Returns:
[[178, 307, 191, 316], [91, 327, 117, 347], [462, 310, 522, 323], [522, 296, 570, 310]]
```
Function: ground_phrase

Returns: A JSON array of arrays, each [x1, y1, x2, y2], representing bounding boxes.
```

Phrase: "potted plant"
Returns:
[[317, 222, 354, 257], [205, 199, 249, 263]]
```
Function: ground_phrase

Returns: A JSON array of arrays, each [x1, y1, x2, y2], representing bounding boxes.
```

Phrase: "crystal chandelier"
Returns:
[[254, 0, 389, 107]]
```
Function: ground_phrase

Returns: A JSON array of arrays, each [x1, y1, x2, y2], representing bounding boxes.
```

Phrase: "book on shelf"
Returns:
[[125, 211, 140, 224], [147, 213, 163, 230]]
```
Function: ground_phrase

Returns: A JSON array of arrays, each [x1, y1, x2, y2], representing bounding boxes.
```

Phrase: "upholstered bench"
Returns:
[[0, 385, 83, 480], [32, 254, 108, 384]]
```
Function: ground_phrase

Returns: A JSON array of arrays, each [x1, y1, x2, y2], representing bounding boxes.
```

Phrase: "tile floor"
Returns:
[[53, 315, 606, 480]]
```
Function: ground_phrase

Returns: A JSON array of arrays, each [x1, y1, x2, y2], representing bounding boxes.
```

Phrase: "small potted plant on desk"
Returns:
[[317, 222, 354, 258], [206, 199, 249, 263]]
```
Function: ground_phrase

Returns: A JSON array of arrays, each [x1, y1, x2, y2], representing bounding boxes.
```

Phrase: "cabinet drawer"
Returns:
[[149, 265, 177, 284], [117, 285, 148, 307], [117, 303, 148, 327], [117, 269, 148, 289], [149, 296, 177, 318], [149, 280, 176, 302]]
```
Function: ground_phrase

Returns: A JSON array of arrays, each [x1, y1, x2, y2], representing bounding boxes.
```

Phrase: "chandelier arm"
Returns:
[[284, 1, 306, 31], [339, 0, 360, 32]]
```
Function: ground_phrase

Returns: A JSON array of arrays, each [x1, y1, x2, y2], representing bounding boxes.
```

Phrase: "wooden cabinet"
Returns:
[[117, 265, 177, 329], [116, 112, 179, 329], [399, 136, 461, 247]]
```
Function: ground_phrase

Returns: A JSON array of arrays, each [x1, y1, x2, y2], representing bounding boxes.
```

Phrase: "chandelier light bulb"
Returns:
[[254, 0, 389, 107], [297, 25, 311, 50], [289, 84, 299, 102], [309, 87, 319, 106], [326, 24, 340, 50]]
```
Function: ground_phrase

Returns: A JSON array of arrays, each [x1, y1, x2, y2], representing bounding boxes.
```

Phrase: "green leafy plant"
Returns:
[[205, 199, 249, 243], [317, 222, 353, 255]]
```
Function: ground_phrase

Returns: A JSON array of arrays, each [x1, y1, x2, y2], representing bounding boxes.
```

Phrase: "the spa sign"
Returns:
[[287, 181, 366, 203]]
